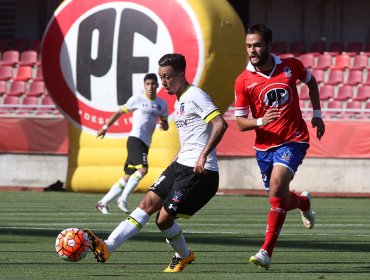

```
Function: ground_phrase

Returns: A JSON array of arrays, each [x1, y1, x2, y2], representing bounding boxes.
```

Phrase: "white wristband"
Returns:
[[256, 118, 263, 127], [313, 110, 322, 118], [102, 124, 108, 130]]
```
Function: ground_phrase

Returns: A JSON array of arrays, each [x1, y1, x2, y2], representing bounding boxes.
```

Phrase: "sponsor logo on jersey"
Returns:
[[284, 67, 292, 78]]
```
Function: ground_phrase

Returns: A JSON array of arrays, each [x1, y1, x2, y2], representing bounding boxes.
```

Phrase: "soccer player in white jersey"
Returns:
[[95, 73, 169, 214], [84, 53, 228, 272]]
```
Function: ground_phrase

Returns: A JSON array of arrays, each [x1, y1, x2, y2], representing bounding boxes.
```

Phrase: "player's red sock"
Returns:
[[261, 197, 287, 257], [287, 192, 310, 211]]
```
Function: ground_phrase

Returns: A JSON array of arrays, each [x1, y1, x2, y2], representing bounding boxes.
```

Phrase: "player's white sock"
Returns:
[[100, 178, 126, 205], [105, 207, 149, 252], [162, 223, 190, 259], [119, 171, 143, 202]]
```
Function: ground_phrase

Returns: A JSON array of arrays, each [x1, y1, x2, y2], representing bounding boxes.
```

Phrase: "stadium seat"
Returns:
[[325, 100, 343, 118], [0, 80, 6, 96], [33, 66, 44, 81], [12, 37, 29, 52], [326, 69, 344, 85], [331, 54, 351, 70], [319, 85, 334, 100], [298, 53, 315, 68], [7, 81, 26, 97], [310, 41, 326, 54], [290, 41, 305, 56], [19, 50, 39, 67], [0, 65, 13, 81], [345, 69, 363, 85], [346, 42, 363, 56], [36, 96, 56, 115], [311, 69, 325, 84], [1, 50, 20, 66], [272, 41, 288, 54], [13, 66, 33, 81], [315, 53, 332, 70], [335, 85, 353, 101], [353, 85, 370, 101], [351, 54, 369, 70], [299, 85, 310, 100], [327, 41, 345, 55], [363, 72, 370, 86], [1, 95, 19, 114], [17, 96, 39, 115], [344, 101, 362, 117], [26, 81, 45, 97]]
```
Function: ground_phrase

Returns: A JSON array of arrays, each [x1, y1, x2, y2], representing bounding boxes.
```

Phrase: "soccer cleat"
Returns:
[[83, 229, 110, 263], [96, 202, 110, 215], [163, 250, 195, 272], [116, 198, 129, 213], [249, 249, 271, 269], [300, 191, 315, 229]]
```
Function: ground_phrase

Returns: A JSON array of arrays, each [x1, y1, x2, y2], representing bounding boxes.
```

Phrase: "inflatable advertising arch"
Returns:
[[42, 0, 246, 192]]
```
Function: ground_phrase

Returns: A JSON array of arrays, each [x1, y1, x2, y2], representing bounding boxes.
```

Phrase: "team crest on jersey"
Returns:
[[281, 151, 291, 161], [178, 102, 185, 115], [283, 67, 292, 78], [152, 103, 161, 110], [171, 191, 184, 203]]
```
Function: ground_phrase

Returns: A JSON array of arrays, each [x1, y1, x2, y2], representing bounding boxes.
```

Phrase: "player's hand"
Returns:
[[262, 108, 280, 125], [96, 128, 107, 139], [311, 117, 325, 140], [194, 154, 207, 174]]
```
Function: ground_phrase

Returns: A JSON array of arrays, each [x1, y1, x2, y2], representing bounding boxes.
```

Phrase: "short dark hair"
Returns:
[[246, 24, 272, 44], [158, 53, 186, 74], [144, 73, 158, 83]]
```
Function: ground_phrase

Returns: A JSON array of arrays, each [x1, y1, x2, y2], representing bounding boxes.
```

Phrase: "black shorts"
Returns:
[[124, 136, 149, 175], [149, 161, 219, 218]]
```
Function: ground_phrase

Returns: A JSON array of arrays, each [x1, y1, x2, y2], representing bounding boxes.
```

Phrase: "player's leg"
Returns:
[[85, 191, 163, 263], [96, 174, 129, 214]]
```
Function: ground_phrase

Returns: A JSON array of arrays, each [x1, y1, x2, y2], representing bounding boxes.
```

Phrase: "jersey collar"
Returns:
[[246, 54, 282, 78]]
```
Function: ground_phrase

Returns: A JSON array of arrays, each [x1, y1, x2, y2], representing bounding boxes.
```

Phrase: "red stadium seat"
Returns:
[[7, 81, 26, 97], [272, 41, 288, 54], [0, 80, 6, 96], [331, 54, 351, 70], [325, 100, 343, 118], [315, 53, 332, 70], [13, 66, 33, 81], [1, 50, 19, 66], [26, 81, 45, 97], [299, 86, 310, 100], [310, 41, 326, 54], [335, 85, 353, 101], [36, 96, 56, 115], [1, 95, 19, 114], [19, 50, 39, 67], [344, 101, 362, 117], [354, 85, 370, 101], [345, 69, 363, 85], [17, 96, 39, 114], [351, 54, 369, 70], [290, 41, 305, 56], [33, 66, 44, 81], [0, 65, 13, 81], [319, 85, 334, 100], [298, 53, 315, 68], [326, 69, 344, 85], [327, 41, 345, 55], [346, 42, 363, 56], [311, 69, 325, 84], [12, 37, 29, 52], [363, 72, 370, 86]]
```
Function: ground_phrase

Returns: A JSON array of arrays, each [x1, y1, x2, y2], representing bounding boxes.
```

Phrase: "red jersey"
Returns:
[[234, 55, 311, 151]]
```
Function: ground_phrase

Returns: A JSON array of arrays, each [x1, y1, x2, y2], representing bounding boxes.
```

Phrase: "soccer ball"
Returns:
[[55, 228, 89, 262]]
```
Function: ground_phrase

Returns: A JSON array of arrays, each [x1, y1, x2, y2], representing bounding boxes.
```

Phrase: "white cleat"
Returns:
[[117, 198, 129, 213], [300, 191, 315, 229], [249, 249, 271, 269], [96, 201, 110, 215]]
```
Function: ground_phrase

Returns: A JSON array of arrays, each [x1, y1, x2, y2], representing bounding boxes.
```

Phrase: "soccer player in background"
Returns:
[[85, 53, 228, 272], [234, 24, 325, 269], [95, 73, 169, 214]]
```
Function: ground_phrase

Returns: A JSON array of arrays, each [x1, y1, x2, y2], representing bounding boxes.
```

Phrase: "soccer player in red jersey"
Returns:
[[234, 24, 325, 269]]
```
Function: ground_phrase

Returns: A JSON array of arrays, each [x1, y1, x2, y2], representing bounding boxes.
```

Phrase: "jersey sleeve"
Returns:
[[121, 95, 138, 112], [234, 75, 249, 117], [293, 57, 311, 83], [194, 91, 220, 124]]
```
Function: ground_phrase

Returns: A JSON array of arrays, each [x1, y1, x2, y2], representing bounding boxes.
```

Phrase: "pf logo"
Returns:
[[260, 83, 292, 109], [42, 0, 204, 136]]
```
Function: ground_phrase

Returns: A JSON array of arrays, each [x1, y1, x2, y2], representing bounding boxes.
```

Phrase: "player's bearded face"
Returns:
[[246, 34, 270, 67]]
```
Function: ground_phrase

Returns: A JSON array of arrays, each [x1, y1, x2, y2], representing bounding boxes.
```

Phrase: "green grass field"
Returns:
[[1, 191, 369, 280]]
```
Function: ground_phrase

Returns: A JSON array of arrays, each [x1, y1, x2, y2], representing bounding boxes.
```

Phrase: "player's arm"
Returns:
[[306, 74, 325, 140], [159, 116, 169, 131], [194, 113, 228, 174], [97, 106, 129, 138], [236, 109, 280, 131]]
